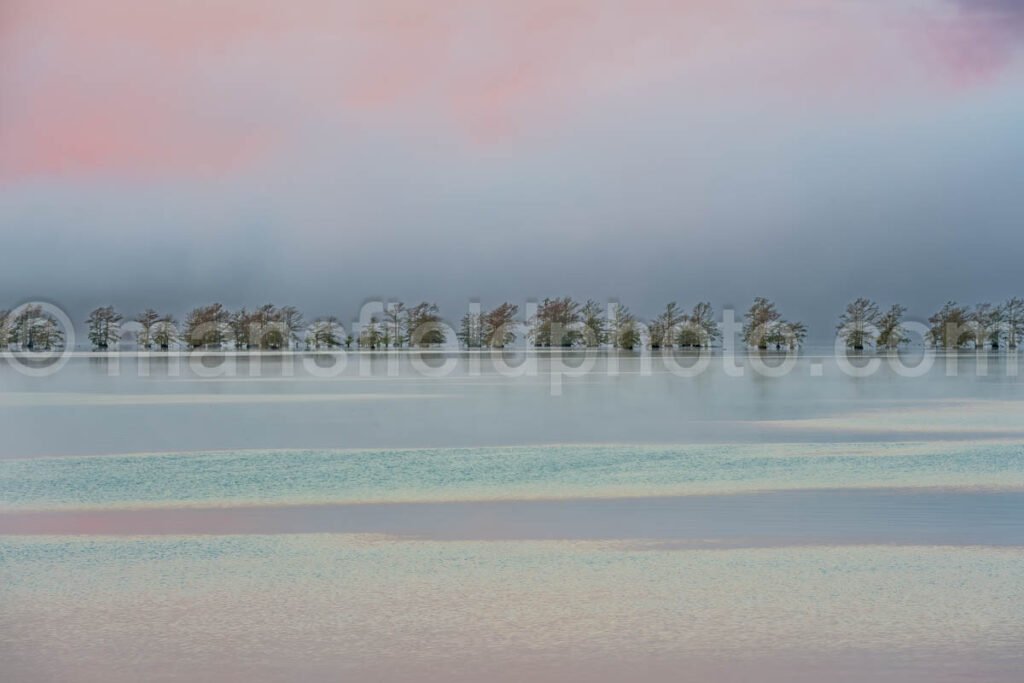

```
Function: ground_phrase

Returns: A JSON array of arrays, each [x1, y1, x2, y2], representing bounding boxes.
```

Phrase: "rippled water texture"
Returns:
[[2, 537, 1023, 682], [3, 354, 1024, 681]]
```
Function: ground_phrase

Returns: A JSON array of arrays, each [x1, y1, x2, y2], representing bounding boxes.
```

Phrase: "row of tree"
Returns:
[[2, 298, 1022, 352], [0, 305, 65, 351], [837, 297, 1024, 350], [456, 299, 730, 350], [71, 302, 449, 352]]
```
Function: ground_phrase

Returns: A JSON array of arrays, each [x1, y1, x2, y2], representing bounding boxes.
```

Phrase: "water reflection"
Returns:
[[3, 354, 1024, 682], [1, 353, 1023, 458]]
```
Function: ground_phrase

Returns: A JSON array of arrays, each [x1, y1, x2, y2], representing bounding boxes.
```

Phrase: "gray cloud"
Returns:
[[2, 21, 1024, 343]]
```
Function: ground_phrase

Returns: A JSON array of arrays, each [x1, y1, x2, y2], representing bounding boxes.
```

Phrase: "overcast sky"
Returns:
[[2, 0, 1023, 337]]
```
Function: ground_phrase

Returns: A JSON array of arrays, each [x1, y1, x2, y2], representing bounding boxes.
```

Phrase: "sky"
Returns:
[[2, 0, 1024, 337]]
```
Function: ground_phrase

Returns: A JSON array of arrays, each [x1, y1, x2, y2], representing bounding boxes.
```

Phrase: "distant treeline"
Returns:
[[1, 297, 1022, 353]]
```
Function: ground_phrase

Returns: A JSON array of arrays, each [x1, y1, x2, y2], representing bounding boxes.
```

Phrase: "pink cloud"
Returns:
[[2, 81, 269, 179], [2, 1, 1020, 182], [924, 0, 1024, 86]]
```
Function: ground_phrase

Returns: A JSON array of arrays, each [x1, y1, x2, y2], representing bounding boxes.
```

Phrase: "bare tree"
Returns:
[[229, 308, 255, 350], [742, 297, 782, 350], [241, 304, 304, 350], [609, 303, 640, 350], [308, 317, 343, 350], [152, 315, 178, 351], [250, 304, 282, 350], [86, 306, 123, 350], [780, 321, 807, 350], [134, 309, 161, 350], [742, 298, 805, 350], [579, 300, 607, 348], [678, 302, 720, 348], [457, 312, 483, 348], [1003, 298, 1024, 349], [0, 309, 11, 351], [278, 306, 305, 349], [876, 305, 909, 350], [405, 302, 446, 347], [359, 316, 383, 349], [971, 303, 1003, 350], [928, 302, 973, 350], [184, 303, 230, 349], [483, 302, 519, 348], [529, 297, 582, 347], [837, 298, 880, 350], [10, 305, 64, 351], [649, 302, 685, 349], [385, 302, 407, 348]]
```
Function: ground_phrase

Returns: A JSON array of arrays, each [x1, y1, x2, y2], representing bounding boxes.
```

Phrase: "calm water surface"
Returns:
[[2, 353, 1024, 681]]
